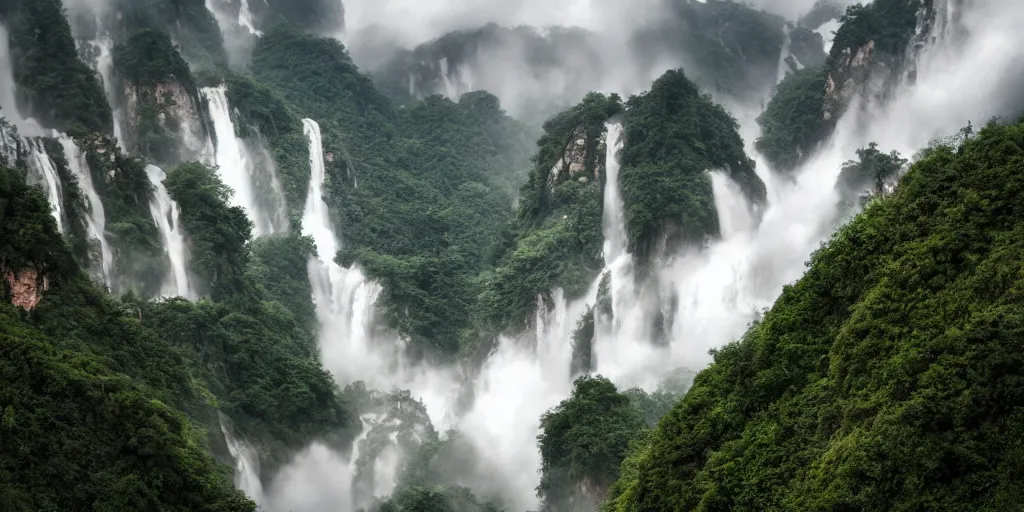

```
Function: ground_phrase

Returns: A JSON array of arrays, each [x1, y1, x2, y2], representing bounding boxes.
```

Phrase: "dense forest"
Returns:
[[2, 0, 1024, 511]]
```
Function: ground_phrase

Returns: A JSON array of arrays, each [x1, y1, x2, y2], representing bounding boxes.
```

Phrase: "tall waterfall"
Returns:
[[146, 165, 193, 298], [219, 415, 265, 505], [25, 139, 66, 233], [266, 119, 460, 511], [202, 85, 288, 236], [0, 23, 17, 124], [91, 34, 125, 149], [58, 135, 113, 287], [268, 1, 1024, 509], [300, 118, 388, 389], [458, 2, 1024, 508]]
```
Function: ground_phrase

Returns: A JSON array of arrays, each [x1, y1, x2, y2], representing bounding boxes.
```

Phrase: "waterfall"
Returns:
[[219, 416, 265, 505], [146, 165, 193, 298], [777, 24, 794, 83], [262, 120, 460, 511], [238, 0, 261, 35], [300, 117, 390, 391], [271, 2, 1024, 509], [601, 122, 628, 265], [0, 24, 18, 124], [58, 135, 113, 287], [90, 33, 126, 150], [25, 139, 66, 233], [710, 171, 757, 238], [301, 119, 340, 260], [202, 85, 287, 237]]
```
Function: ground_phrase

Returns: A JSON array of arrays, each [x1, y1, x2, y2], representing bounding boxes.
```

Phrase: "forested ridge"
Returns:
[[2, 0, 1023, 511]]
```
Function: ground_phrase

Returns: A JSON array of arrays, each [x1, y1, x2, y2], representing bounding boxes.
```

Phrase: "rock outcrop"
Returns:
[[123, 82, 213, 165], [4, 267, 48, 311], [548, 125, 605, 188]]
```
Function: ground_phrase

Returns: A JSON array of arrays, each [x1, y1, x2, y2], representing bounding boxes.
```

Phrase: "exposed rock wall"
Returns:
[[123, 81, 212, 165], [3, 267, 48, 311]]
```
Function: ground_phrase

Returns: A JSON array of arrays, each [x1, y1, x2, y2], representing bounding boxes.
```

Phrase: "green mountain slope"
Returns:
[[0, 165, 254, 511], [603, 119, 1024, 511]]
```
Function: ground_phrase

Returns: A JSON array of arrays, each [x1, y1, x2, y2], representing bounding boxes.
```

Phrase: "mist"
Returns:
[[255, 0, 1024, 510]]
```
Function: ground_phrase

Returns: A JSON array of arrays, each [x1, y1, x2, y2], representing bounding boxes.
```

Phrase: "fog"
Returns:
[[259, 0, 1024, 511]]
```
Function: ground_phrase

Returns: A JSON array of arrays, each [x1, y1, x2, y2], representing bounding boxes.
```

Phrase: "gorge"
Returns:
[[1, 0, 1023, 511]]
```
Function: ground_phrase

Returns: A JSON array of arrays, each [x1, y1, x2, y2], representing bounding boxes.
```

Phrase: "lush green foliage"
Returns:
[[478, 94, 620, 332], [165, 162, 252, 301], [2, 0, 112, 135], [621, 69, 765, 260], [225, 72, 309, 219], [160, 162, 356, 473], [830, 0, 925, 59], [251, 27, 536, 357], [376, 486, 502, 512], [603, 120, 1024, 511], [115, 29, 196, 91], [756, 66, 830, 172], [836, 141, 908, 195], [0, 165, 76, 277], [82, 134, 169, 296], [539, 375, 645, 511], [0, 164, 253, 511], [114, 0, 226, 67]]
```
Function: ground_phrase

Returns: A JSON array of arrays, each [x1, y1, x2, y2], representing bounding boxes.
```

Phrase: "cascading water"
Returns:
[[428, 1, 1024, 508], [0, 23, 18, 124], [25, 139, 66, 233], [219, 415, 265, 505], [58, 135, 113, 287], [91, 34, 126, 149], [146, 165, 193, 298], [265, 119, 461, 511], [237, 0, 261, 36], [270, 1, 1024, 509], [202, 85, 288, 236]]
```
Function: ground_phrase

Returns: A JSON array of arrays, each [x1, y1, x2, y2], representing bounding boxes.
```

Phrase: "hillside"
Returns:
[[604, 119, 1024, 510], [2, 0, 1024, 511]]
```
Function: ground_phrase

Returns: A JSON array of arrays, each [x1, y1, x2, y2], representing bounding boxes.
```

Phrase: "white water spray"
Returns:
[[24, 139, 66, 233], [219, 415, 265, 505], [446, 2, 1024, 508], [270, 2, 1024, 509], [203, 85, 287, 236], [0, 23, 18, 125], [58, 135, 113, 287], [146, 165, 193, 298]]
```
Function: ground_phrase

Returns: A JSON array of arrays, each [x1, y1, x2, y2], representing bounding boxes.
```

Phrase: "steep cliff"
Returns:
[[114, 29, 212, 166], [604, 118, 1024, 512]]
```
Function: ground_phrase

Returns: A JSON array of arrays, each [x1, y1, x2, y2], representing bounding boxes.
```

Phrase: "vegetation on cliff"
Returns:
[[160, 162, 357, 472], [621, 69, 765, 260], [1, 0, 112, 135], [756, 66, 830, 173], [0, 164, 254, 511], [603, 119, 1024, 510]]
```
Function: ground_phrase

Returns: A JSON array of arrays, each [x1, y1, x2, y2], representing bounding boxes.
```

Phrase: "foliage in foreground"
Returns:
[[604, 119, 1024, 511], [0, 165, 253, 511]]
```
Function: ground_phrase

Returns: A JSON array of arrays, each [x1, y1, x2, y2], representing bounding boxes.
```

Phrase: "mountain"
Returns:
[[1, 0, 1024, 510]]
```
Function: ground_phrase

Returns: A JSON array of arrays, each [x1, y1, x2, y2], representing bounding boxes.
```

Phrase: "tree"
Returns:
[[538, 375, 645, 511]]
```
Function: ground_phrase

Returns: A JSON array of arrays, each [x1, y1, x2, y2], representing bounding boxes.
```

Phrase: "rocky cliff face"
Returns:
[[821, 0, 939, 123], [123, 81, 212, 165], [4, 267, 48, 311], [548, 125, 605, 188]]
